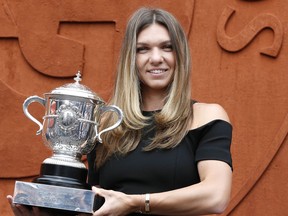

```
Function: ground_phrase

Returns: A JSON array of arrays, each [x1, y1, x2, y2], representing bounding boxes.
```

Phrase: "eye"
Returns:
[[162, 44, 173, 52], [136, 46, 149, 53]]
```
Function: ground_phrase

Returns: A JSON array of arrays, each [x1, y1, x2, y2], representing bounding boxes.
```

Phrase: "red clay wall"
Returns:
[[1, 0, 287, 215]]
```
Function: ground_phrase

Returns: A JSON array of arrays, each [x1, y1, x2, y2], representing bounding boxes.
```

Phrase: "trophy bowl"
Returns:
[[13, 72, 124, 214]]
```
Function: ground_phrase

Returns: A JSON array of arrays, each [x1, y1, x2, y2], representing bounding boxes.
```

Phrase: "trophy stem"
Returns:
[[43, 152, 86, 169]]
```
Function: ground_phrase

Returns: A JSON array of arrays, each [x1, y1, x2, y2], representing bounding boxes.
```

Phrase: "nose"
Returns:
[[149, 48, 163, 64]]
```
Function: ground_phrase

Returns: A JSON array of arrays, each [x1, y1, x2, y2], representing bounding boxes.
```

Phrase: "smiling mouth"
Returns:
[[148, 69, 167, 74]]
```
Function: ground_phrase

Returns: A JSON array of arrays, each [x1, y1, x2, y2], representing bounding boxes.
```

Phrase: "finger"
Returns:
[[7, 195, 21, 215], [7, 195, 13, 205], [32, 207, 41, 216], [7, 195, 33, 216], [15, 204, 31, 214], [92, 187, 108, 203], [92, 186, 101, 194]]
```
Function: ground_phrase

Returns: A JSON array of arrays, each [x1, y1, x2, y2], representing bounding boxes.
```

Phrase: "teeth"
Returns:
[[150, 69, 165, 74]]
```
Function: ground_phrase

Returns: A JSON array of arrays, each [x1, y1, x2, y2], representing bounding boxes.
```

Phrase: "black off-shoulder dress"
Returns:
[[87, 111, 232, 215]]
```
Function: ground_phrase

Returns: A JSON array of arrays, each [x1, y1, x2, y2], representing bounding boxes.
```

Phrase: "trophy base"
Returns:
[[13, 181, 95, 214], [13, 163, 95, 214]]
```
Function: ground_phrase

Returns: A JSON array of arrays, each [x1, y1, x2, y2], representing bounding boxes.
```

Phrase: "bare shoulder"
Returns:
[[190, 102, 230, 130]]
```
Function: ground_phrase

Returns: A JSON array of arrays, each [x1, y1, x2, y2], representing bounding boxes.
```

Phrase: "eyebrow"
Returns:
[[136, 40, 172, 45]]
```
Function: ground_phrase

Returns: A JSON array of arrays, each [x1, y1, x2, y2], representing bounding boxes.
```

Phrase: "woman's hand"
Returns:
[[92, 187, 141, 216], [7, 195, 49, 216]]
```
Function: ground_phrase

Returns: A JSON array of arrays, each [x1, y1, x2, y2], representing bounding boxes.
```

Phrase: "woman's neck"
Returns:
[[141, 89, 167, 111]]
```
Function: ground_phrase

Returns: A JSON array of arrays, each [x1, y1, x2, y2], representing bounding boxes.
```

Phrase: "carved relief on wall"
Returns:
[[217, 5, 283, 57], [1, 0, 288, 215]]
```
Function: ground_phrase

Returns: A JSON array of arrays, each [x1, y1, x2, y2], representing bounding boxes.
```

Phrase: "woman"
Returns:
[[8, 7, 232, 216], [88, 7, 232, 216]]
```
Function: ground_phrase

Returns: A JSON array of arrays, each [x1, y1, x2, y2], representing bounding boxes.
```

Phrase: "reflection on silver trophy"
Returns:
[[13, 72, 124, 214]]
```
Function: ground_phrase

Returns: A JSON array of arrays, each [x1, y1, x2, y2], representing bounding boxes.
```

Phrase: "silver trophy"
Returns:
[[13, 72, 124, 214]]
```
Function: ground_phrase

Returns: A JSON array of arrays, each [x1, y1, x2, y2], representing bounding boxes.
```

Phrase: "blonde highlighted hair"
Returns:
[[96, 7, 192, 167]]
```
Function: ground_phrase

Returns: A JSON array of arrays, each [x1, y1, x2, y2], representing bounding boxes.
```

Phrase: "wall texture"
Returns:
[[0, 0, 287, 215]]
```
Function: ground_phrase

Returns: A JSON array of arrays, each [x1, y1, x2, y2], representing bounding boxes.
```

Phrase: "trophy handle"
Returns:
[[23, 95, 46, 135], [97, 105, 124, 143]]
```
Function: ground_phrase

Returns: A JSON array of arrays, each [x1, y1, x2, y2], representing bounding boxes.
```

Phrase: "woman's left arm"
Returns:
[[148, 160, 232, 215], [92, 160, 232, 216]]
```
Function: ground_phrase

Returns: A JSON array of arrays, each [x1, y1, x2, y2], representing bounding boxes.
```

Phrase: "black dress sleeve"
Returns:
[[195, 120, 233, 169]]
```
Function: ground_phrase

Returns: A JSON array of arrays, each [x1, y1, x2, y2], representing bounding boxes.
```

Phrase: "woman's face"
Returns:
[[136, 23, 175, 93]]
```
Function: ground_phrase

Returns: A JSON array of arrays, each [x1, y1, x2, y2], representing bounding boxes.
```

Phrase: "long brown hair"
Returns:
[[96, 7, 192, 167]]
